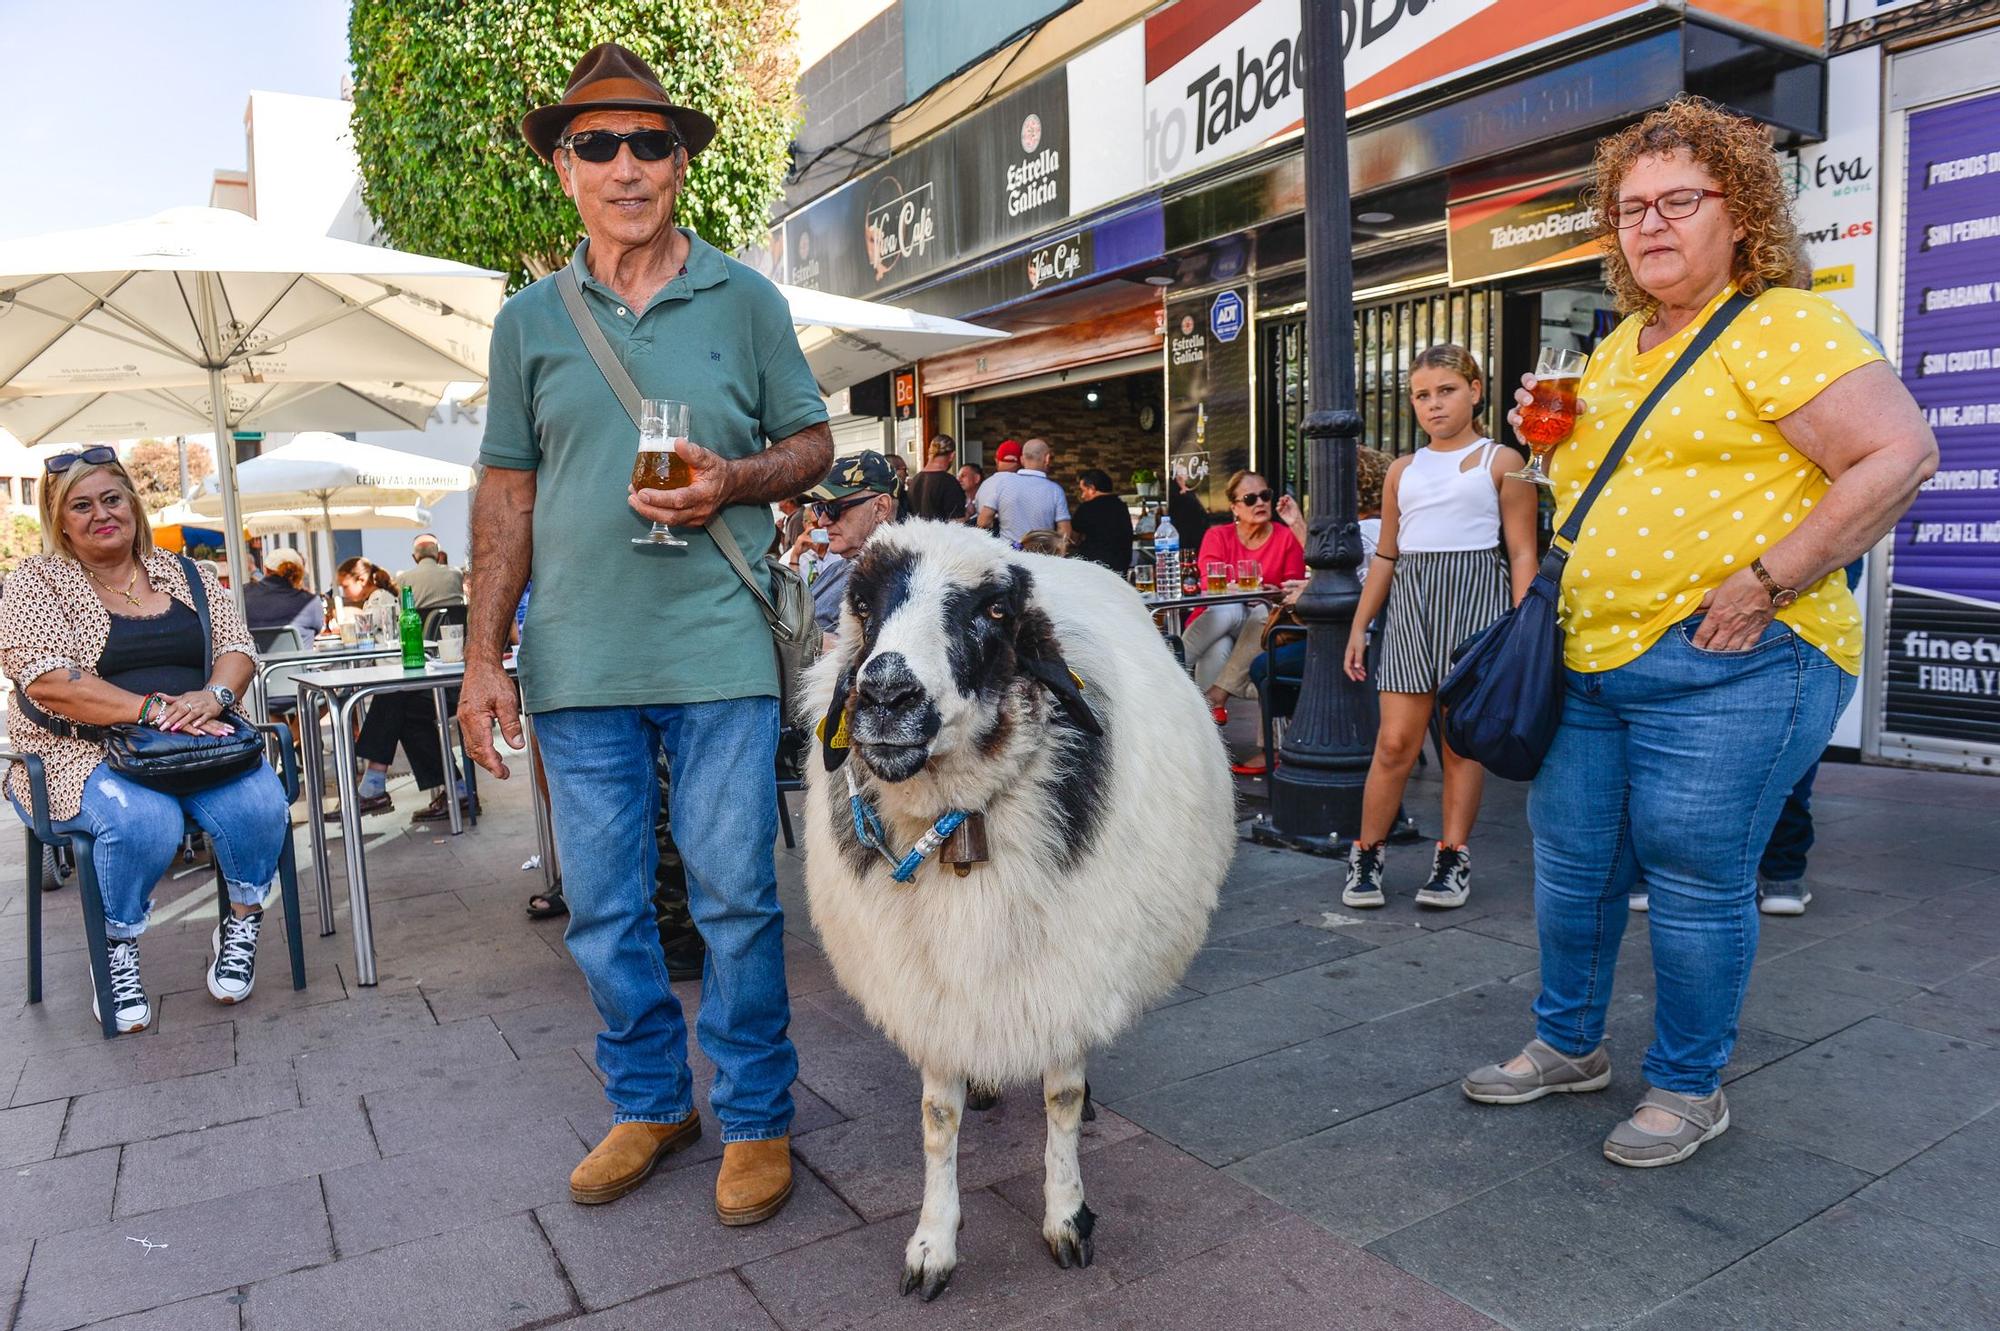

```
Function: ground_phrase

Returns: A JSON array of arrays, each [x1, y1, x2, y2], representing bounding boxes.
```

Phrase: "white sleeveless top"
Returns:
[[1395, 438, 1503, 553]]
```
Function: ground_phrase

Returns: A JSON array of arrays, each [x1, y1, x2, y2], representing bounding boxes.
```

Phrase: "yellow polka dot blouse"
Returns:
[[1548, 283, 1877, 675]]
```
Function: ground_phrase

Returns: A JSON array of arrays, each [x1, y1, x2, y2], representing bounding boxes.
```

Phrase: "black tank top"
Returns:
[[99, 600, 206, 697]]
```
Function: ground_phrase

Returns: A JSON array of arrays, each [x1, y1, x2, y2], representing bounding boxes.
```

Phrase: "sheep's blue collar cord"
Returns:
[[845, 766, 969, 884]]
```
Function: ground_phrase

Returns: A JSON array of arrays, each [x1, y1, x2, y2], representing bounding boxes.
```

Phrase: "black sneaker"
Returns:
[[1415, 844, 1472, 909], [94, 939, 150, 1033], [207, 909, 263, 1004], [1342, 842, 1387, 908]]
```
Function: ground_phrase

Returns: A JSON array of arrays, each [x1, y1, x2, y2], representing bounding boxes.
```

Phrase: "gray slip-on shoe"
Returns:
[[1461, 1038, 1611, 1105], [1603, 1087, 1729, 1168]]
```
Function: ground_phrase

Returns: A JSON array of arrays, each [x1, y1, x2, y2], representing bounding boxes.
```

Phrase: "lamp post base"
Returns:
[[1245, 813, 1352, 859]]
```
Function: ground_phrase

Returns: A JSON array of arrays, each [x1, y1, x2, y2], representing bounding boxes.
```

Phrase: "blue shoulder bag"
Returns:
[[1437, 291, 1752, 781]]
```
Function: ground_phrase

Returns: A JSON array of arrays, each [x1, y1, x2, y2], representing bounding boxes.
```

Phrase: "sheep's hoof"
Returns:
[[1045, 1202, 1097, 1270], [901, 1238, 956, 1301]]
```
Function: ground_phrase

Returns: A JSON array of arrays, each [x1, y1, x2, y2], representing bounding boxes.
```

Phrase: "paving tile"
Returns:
[[1739, 952, 1925, 1042], [1256, 928, 1538, 1021], [1885, 969, 2000, 1047], [0, 1240, 28, 1331], [230, 987, 438, 1064], [1786, 917, 2000, 988], [1855, 1108, 2000, 1248], [292, 1016, 516, 1105], [61, 1060, 300, 1155], [1178, 923, 1375, 995], [792, 1023, 921, 1122], [0, 1098, 67, 1166], [15, 1176, 330, 1331], [489, 996, 612, 1061], [115, 1101, 378, 1218], [1088, 982, 1357, 1102], [547, 1273, 778, 1330], [535, 1154, 860, 1310], [320, 1116, 586, 1255], [1010, 1212, 1501, 1331], [739, 1188, 1115, 1331], [1368, 1132, 1868, 1331], [991, 1132, 1289, 1284], [362, 1048, 609, 1156], [12, 1022, 235, 1107], [1623, 1199, 2000, 1331], [1752, 884, 1918, 939], [0, 1146, 118, 1243], [793, 1089, 1140, 1223], [1228, 1084, 1620, 1246], [240, 1213, 573, 1331], [1727, 1017, 2000, 1175], [396, 940, 593, 1022], [1206, 876, 1330, 940], [1111, 984, 1532, 1166], [88, 1295, 241, 1330]]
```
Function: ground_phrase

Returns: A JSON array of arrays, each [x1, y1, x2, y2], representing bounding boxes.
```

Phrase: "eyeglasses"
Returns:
[[558, 128, 683, 163], [1607, 188, 1727, 229], [44, 446, 118, 474], [1234, 490, 1274, 507], [811, 494, 875, 523]]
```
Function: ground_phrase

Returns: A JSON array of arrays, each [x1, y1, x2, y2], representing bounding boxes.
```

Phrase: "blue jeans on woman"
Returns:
[[1528, 619, 1855, 1096], [11, 762, 291, 938], [533, 698, 795, 1142]]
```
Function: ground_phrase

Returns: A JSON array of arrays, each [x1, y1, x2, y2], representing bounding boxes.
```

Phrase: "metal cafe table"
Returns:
[[295, 657, 517, 986], [1142, 585, 1284, 656], [249, 641, 397, 722]]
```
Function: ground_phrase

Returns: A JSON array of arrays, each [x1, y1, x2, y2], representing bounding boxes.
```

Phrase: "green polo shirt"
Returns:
[[480, 231, 828, 713]]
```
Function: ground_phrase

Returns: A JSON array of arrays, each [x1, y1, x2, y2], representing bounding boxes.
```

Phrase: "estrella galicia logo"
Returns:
[[1209, 290, 1244, 344]]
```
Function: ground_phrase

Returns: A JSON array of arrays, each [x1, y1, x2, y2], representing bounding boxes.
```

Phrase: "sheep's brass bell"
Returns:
[[941, 813, 988, 878]]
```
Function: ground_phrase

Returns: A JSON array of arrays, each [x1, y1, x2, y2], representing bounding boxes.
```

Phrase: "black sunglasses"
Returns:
[[1234, 489, 1274, 507], [559, 128, 683, 163], [45, 446, 118, 474], [811, 494, 875, 523]]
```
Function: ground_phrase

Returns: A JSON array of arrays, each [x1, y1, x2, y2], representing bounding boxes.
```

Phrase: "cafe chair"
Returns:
[[5, 725, 310, 1040]]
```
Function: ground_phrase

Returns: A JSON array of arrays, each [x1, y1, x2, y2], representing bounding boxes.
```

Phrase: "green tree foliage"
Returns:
[[349, 0, 799, 291], [0, 515, 43, 575]]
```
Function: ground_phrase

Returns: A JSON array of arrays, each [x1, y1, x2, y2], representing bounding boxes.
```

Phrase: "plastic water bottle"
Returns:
[[1153, 513, 1180, 600]]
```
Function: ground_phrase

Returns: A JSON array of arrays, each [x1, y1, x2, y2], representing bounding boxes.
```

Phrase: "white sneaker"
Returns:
[[1342, 842, 1386, 908], [93, 939, 151, 1033], [207, 910, 263, 1003], [1757, 878, 1811, 916], [1628, 892, 1649, 913]]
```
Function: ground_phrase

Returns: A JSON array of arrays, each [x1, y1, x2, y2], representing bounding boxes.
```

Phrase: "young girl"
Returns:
[[1342, 345, 1537, 910]]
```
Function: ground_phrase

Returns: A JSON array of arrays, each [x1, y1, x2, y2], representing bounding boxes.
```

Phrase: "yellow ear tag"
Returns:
[[816, 711, 851, 749], [1069, 670, 1087, 691]]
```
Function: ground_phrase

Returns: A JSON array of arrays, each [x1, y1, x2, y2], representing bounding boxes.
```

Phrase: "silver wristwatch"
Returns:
[[208, 684, 237, 708]]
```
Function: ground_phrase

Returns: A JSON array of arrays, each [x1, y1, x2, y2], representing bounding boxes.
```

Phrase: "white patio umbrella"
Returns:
[[0, 206, 504, 600], [778, 284, 1004, 394], [190, 433, 472, 526]]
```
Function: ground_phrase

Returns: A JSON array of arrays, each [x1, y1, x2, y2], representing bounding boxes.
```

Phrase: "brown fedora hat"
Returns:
[[521, 42, 718, 164]]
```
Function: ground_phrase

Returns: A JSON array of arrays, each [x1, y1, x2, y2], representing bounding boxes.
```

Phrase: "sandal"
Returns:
[[526, 888, 568, 920], [1603, 1087, 1729, 1168]]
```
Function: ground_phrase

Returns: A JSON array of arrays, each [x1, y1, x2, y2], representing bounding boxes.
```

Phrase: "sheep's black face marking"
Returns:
[[846, 548, 942, 783], [941, 566, 1031, 701], [1013, 605, 1111, 871]]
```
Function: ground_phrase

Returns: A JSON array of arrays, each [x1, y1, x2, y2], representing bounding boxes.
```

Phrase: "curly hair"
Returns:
[[1584, 96, 1808, 318]]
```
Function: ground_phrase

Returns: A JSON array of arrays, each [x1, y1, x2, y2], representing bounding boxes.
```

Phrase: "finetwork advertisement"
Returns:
[[1887, 89, 2000, 753]]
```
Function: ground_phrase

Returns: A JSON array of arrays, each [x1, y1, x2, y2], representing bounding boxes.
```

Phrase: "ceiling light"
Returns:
[[1357, 210, 1396, 224], [1086, 390, 1100, 403], [1143, 274, 1175, 286]]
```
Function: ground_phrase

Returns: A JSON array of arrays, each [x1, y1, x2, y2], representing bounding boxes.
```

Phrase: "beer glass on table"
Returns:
[[1509, 347, 1587, 488], [1132, 563, 1155, 597], [1204, 560, 1229, 593], [1235, 558, 1261, 590], [632, 398, 692, 547]]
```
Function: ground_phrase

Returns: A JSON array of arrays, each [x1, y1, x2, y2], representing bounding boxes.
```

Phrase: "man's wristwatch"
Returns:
[[1750, 558, 1800, 609], [207, 684, 237, 708]]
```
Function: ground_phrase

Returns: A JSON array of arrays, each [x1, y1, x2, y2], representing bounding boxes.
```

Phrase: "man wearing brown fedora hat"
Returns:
[[461, 41, 832, 1228]]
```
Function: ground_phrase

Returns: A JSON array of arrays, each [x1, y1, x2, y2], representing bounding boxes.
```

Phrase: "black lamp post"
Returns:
[[1257, 0, 1371, 853]]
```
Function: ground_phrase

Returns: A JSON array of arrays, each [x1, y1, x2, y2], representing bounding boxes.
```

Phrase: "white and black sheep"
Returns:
[[801, 520, 1235, 1300]]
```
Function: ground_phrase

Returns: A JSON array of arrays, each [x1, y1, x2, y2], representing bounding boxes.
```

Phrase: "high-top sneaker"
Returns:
[[94, 939, 150, 1033], [207, 909, 263, 1003], [1415, 844, 1472, 909], [1342, 842, 1387, 908]]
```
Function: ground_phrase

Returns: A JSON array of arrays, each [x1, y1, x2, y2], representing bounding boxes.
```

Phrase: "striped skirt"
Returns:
[[1378, 548, 1511, 695]]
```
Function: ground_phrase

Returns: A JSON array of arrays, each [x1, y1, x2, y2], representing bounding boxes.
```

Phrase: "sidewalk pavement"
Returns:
[[1, 750, 1996, 1331]]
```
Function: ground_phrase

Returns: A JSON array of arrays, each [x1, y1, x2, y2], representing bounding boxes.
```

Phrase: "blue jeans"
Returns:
[[533, 698, 795, 1140], [1527, 619, 1855, 1096], [12, 762, 290, 939]]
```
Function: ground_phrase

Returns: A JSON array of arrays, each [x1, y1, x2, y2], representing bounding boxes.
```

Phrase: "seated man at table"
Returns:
[[331, 690, 465, 822]]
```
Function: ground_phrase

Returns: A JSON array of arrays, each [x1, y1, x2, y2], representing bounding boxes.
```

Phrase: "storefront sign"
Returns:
[[1783, 49, 1880, 327], [892, 369, 917, 420], [1447, 174, 1598, 284], [1166, 287, 1251, 514], [1025, 232, 1090, 290], [1886, 89, 2000, 751]]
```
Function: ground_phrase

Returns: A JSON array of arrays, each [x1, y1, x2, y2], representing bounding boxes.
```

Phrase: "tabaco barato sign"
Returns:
[[1447, 173, 1599, 285]]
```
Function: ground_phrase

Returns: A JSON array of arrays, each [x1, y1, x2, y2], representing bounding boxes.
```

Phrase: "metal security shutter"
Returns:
[[829, 414, 888, 458]]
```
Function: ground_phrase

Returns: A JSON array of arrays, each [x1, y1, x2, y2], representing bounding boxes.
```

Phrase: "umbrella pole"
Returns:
[[199, 269, 253, 622]]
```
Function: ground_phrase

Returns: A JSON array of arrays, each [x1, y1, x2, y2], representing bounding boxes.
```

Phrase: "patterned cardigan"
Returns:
[[1, 552, 256, 821]]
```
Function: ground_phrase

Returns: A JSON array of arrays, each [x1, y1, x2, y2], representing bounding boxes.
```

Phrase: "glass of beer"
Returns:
[[1132, 564, 1155, 597], [1509, 347, 1587, 488], [1204, 560, 1229, 593], [1236, 558, 1261, 590], [632, 398, 692, 546]]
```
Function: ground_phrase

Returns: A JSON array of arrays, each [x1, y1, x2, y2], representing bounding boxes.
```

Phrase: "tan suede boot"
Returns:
[[714, 1135, 793, 1226], [569, 1112, 702, 1204]]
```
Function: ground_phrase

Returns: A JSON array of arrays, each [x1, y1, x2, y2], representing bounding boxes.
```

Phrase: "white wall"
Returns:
[[355, 401, 483, 574]]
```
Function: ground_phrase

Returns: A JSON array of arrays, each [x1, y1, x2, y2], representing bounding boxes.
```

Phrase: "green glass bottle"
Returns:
[[399, 584, 425, 670]]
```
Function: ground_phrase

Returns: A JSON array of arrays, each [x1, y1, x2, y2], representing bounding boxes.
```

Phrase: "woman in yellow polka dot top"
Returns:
[[1460, 97, 1937, 1169]]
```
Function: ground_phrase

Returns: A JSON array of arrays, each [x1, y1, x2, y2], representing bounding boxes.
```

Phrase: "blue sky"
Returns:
[[0, 0, 353, 240]]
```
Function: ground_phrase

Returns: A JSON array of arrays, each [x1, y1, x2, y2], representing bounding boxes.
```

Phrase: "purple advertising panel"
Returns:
[[1887, 90, 2000, 750]]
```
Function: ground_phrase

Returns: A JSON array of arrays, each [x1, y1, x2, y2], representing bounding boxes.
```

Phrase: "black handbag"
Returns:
[[1438, 291, 1753, 781], [17, 554, 263, 796]]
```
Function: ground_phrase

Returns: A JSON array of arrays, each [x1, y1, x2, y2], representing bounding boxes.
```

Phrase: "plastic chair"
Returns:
[[7, 725, 310, 1040]]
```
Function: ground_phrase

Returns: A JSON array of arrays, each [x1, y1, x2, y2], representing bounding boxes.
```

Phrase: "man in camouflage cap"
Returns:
[[804, 451, 901, 639]]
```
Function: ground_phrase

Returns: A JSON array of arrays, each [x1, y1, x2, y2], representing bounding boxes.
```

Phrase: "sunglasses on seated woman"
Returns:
[[44, 446, 119, 474], [1234, 489, 1274, 507], [558, 128, 684, 162]]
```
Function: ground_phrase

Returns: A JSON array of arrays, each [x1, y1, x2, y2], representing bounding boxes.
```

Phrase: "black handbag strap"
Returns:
[[15, 555, 215, 744], [1544, 290, 1753, 578]]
